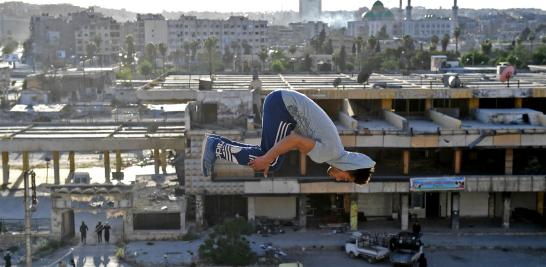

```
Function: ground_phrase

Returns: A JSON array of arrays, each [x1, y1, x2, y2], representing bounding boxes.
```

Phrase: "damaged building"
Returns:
[[138, 72, 546, 232]]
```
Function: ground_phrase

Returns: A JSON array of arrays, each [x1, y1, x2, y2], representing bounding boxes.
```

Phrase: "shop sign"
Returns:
[[410, 176, 465, 191]]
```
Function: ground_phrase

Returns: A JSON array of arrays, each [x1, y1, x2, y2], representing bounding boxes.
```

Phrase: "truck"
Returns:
[[345, 232, 390, 263], [388, 232, 424, 267]]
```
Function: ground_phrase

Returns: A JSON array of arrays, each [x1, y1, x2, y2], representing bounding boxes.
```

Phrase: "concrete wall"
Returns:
[[428, 109, 461, 129], [383, 110, 408, 130], [254, 196, 297, 219], [460, 192, 489, 217]]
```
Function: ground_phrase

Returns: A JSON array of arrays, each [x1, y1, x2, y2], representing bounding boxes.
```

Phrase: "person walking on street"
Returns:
[[103, 222, 111, 243], [4, 252, 12, 267], [95, 221, 103, 244], [79, 221, 89, 244]]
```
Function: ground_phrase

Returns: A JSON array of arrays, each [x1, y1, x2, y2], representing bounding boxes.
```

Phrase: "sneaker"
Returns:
[[201, 135, 218, 177]]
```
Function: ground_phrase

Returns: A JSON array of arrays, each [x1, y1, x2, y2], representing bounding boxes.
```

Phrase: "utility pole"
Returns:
[[23, 171, 32, 267]]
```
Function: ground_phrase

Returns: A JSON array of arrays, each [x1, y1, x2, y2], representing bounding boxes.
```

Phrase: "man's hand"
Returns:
[[249, 155, 271, 177]]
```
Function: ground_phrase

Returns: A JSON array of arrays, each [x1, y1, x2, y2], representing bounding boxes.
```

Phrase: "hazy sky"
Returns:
[[10, 0, 546, 13]]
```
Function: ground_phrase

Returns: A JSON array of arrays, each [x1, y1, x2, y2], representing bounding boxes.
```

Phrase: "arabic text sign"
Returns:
[[410, 177, 465, 191]]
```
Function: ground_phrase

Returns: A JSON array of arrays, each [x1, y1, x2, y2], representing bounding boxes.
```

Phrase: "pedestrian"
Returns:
[[201, 89, 375, 183], [4, 252, 12, 267], [95, 221, 103, 244], [103, 222, 111, 243], [419, 253, 427, 267], [79, 221, 89, 244]]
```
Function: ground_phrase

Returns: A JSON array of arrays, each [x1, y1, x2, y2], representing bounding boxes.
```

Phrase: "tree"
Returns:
[[145, 43, 157, 72], [289, 45, 297, 56], [377, 25, 389, 40], [324, 39, 334, 54], [190, 40, 200, 62], [368, 35, 378, 54], [303, 53, 313, 72], [271, 60, 285, 73], [93, 35, 102, 66], [402, 35, 415, 52], [532, 46, 546, 64], [441, 34, 450, 52], [158, 43, 167, 72], [337, 45, 347, 72], [454, 27, 461, 54], [481, 40, 492, 55], [124, 35, 135, 69], [1, 37, 18, 55], [258, 49, 268, 71], [223, 46, 233, 66], [22, 38, 32, 64], [85, 42, 97, 64], [357, 69, 371, 84], [461, 51, 489, 66], [430, 35, 439, 51], [529, 33, 536, 53], [199, 218, 256, 266], [520, 27, 532, 41], [138, 59, 153, 78], [242, 41, 252, 55], [204, 37, 218, 79]]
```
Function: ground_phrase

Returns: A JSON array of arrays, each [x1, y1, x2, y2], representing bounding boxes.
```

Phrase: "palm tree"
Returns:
[[441, 34, 450, 52], [258, 49, 268, 72], [454, 27, 461, 54], [145, 43, 157, 72], [158, 43, 167, 73], [124, 35, 135, 71], [430, 35, 439, 51], [204, 37, 218, 79], [93, 35, 102, 66], [85, 42, 97, 65]]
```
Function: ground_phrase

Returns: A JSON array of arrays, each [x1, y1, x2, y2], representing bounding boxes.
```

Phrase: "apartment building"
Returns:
[[137, 72, 546, 231]]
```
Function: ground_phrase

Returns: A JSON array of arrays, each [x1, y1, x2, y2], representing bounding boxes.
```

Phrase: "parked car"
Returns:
[[72, 172, 90, 184], [345, 232, 390, 263], [279, 263, 303, 267]]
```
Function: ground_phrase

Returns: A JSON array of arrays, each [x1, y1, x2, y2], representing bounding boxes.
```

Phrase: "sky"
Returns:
[[8, 0, 546, 13]]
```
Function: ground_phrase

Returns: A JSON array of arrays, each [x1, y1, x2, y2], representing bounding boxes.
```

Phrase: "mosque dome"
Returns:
[[362, 1, 394, 21]]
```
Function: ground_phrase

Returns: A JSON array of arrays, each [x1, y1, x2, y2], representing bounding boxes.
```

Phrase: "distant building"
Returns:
[[29, 8, 122, 66], [347, 1, 398, 38], [0, 62, 10, 91], [131, 15, 268, 58], [299, 0, 322, 21]]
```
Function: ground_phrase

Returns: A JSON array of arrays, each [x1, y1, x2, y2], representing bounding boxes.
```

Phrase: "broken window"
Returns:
[[133, 212, 180, 230]]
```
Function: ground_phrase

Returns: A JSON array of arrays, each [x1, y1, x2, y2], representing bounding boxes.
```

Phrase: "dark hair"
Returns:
[[349, 167, 374, 185]]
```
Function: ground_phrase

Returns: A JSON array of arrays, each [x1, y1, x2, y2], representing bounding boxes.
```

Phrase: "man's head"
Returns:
[[327, 166, 374, 185]]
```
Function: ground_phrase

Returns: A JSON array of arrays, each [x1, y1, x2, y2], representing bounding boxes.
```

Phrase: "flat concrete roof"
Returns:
[[0, 123, 185, 152]]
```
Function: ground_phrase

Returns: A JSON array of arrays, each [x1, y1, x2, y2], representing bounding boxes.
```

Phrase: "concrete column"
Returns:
[[68, 151, 75, 172], [537, 192, 544, 217], [195, 194, 204, 228], [502, 192, 511, 229], [400, 194, 409, 231], [52, 151, 60, 185], [454, 149, 462, 175], [451, 192, 460, 231], [115, 150, 122, 173], [350, 194, 358, 231], [247, 197, 256, 222], [488, 192, 495, 218], [2, 152, 9, 186], [468, 98, 479, 112], [381, 99, 393, 110], [505, 148, 513, 175], [299, 152, 307, 176], [103, 150, 111, 183], [514, 98, 522, 108], [425, 99, 433, 110], [298, 195, 307, 228], [22, 151, 29, 171], [161, 149, 167, 174], [179, 196, 187, 234], [403, 150, 410, 175], [154, 148, 160, 175]]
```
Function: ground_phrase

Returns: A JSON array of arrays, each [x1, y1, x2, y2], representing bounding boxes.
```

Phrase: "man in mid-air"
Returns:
[[202, 89, 375, 184]]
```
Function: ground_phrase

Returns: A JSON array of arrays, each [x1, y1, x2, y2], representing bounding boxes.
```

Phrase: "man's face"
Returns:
[[327, 166, 354, 182]]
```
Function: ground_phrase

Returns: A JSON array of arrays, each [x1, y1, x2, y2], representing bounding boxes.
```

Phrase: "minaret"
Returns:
[[452, 0, 459, 29], [406, 0, 413, 21]]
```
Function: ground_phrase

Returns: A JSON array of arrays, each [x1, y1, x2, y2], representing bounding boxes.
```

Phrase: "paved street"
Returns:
[[288, 249, 546, 267], [36, 244, 132, 267]]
